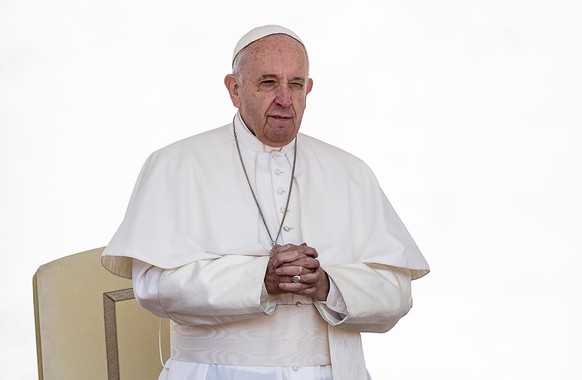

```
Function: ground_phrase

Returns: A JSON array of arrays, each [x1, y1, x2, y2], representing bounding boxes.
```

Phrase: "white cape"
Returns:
[[102, 123, 429, 280]]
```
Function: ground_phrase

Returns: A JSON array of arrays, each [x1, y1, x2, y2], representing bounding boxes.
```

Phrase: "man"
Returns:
[[102, 25, 429, 380]]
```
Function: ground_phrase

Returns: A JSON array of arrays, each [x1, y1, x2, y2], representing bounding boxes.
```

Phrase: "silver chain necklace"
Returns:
[[232, 120, 297, 251]]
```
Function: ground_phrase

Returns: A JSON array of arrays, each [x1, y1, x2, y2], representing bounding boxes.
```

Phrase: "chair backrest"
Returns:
[[33, 247, 170, 380]]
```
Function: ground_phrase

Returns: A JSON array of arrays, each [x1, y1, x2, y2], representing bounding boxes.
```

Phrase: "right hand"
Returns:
[[264, 243, 328, 301]]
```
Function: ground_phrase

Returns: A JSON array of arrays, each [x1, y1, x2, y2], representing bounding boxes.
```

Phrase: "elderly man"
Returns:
[[102, 25, 429, 380]]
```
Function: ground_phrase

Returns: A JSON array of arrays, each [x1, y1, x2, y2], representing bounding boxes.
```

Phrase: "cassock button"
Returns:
[[274, 169, 283, 175], [277, 188, 285, 195], [292, 365, 300, 371], [295, 301, 302, 307], [283, 226, 293, 232]]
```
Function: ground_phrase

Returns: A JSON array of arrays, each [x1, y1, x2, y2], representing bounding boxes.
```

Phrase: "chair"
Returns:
[[33, 247, 170, 380]]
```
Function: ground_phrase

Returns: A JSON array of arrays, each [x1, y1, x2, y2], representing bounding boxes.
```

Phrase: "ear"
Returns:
[[306, 78, 314, 95], [224, 74, 241, 108]]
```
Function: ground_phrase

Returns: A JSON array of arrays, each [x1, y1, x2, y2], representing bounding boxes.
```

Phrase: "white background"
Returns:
[[1, 1, 581, 379]]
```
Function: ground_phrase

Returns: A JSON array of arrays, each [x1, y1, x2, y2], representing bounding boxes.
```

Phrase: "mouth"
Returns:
[[268, 115, 293, 121]]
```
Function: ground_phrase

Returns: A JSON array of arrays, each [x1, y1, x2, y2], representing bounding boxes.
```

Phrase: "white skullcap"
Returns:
[[232, 25, 304, 66]]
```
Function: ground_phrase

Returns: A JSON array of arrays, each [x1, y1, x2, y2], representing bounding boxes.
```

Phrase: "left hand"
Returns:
[[270, 243, 330, 301]]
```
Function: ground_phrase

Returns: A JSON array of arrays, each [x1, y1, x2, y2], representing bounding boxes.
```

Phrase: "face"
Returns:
[[225, 35, 313, 147]]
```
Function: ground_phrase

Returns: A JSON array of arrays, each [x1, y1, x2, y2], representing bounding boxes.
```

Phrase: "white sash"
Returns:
[[171, 295, 331, 367]]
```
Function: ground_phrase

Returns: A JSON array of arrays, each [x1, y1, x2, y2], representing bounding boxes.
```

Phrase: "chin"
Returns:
[[270, 131, 296, 144]]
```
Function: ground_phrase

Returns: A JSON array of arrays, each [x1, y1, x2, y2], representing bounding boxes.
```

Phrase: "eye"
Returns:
[[258, 80, 278, 91], [289, 81, 305, 90]]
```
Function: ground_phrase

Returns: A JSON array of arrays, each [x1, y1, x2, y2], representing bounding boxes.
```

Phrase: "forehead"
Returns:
[[239, 35, 309, 75], [248, 34, 306, 54]]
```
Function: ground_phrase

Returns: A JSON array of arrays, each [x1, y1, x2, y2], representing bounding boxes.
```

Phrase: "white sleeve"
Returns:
[[316, 264, 412, 332], [132, 258, 276, 320], [131, 259, 167, 317], [315, 277, 348, 317], [132, 255, 276, 326]]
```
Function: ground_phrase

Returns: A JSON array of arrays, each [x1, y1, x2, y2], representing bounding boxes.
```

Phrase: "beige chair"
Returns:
[[33, 247, 170, 380]]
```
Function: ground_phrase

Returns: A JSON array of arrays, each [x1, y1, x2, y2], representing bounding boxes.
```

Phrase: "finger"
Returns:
[[270, 244, 281, 258], [271, 251, 311, 267], [278, 281, 315, 292], [283, 257, 321, 270], [275, 265, 314, 277], [281, 271, 322, 287], [279, 257, 320, 270], [272, 243, 296, 253], [273, 243, 318, 258], [297, 244, 318, 258], [288, 271, 320, 285]]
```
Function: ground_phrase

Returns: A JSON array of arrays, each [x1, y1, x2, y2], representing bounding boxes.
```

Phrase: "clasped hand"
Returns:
[[264, 243, 330, 301]]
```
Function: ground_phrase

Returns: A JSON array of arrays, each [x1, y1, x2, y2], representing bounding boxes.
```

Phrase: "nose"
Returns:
[[274, 84, 293, 107]]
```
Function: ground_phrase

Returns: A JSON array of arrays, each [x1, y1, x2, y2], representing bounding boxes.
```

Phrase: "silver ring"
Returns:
[[292, 275, 301, 283]]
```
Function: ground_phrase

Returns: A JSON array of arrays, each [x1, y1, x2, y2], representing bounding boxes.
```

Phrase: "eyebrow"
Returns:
[[258, 74, 306, 83]]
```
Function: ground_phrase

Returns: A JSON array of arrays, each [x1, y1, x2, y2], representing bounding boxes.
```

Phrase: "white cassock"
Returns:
[[102, 114, 430, 380]]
